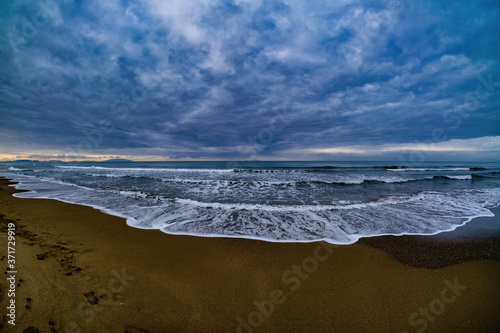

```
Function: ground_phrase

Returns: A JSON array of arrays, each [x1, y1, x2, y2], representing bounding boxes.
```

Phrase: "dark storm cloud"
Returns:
[[0, 0, 499, 159]]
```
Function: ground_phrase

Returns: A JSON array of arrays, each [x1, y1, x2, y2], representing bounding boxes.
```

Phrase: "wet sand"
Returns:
[[1, 177, 500, 332], [360, 207, 500, 269]]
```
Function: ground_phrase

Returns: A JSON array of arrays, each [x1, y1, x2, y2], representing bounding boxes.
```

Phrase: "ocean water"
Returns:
[[1, 161, 500, 244]]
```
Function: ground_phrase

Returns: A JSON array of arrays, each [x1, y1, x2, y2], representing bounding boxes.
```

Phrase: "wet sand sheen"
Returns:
[[1, 177, 500, 332]]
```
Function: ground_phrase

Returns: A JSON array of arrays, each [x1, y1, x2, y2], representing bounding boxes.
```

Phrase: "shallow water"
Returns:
[[2, 161, 500, 244]]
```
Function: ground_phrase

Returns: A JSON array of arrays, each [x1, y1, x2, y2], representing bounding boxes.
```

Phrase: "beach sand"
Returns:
[[1, 177, 500, 332]]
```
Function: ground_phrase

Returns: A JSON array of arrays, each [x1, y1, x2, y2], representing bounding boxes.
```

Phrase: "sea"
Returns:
[[1, 160, 500, 244]]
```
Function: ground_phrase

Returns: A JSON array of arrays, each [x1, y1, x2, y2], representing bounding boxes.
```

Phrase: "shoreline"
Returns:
[[1, 177, 500, 332], [4, 175, 499, 246]]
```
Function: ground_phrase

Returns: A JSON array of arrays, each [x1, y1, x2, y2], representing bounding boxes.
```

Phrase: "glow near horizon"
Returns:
[[0, 0, 499, 161], [1, 136, 499, 162]]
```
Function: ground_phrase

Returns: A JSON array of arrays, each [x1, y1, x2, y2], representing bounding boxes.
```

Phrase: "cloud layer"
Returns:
[[1, 0, 499, 160]]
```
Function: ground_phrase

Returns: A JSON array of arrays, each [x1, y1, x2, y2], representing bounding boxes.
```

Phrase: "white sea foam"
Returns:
[[54, 165, 459, 186], [90, 173, 122, 178], [4, 172, 499, 244], [8, 167, 26, 171], [316, 175, 433, 184], [126, 189, 499, 244], [160, 175, 431, 187], [444, 175, 472, 180], [387, 167, 470, 172]]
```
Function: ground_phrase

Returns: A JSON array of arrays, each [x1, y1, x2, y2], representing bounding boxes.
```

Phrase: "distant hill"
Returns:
[[102, 158, 134, 163]]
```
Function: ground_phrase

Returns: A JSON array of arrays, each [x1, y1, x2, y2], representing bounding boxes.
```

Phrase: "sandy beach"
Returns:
[[1, 177, 500, 333]]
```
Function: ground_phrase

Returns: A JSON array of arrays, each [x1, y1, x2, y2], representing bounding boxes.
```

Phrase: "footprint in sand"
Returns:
[[36, 253, 48, 260], [84, 291, 102, 305]]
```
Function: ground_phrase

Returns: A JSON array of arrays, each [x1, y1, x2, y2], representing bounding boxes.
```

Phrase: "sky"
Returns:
[[0, 0, 499, 162]]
